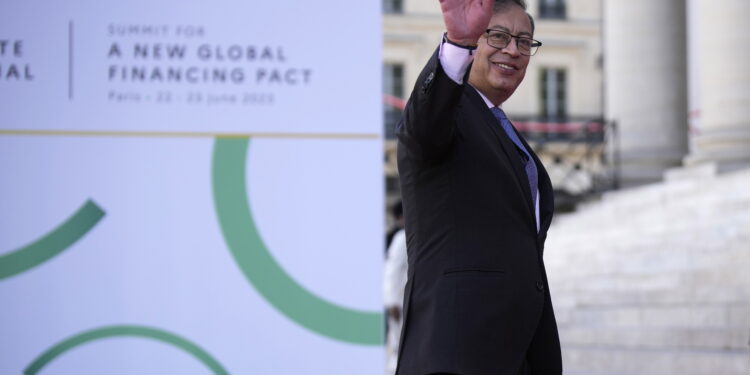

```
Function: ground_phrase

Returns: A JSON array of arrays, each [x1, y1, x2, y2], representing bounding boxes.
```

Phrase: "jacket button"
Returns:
[[421, 72, 435, 93], [425, 72, 434, 84], [536, 281, 544, 292]]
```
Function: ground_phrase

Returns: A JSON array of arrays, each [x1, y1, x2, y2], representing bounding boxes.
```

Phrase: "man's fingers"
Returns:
[[441, 0, 495, 43]]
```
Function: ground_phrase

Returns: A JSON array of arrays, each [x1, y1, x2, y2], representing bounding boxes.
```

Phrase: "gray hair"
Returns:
[[493, 0, 535, 35]]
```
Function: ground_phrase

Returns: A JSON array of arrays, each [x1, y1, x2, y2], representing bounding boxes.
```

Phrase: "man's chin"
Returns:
[[487, 83, 514, 97]]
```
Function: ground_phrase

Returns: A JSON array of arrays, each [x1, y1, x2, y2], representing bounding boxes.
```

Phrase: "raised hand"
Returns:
[[439, 0, 494, 46]]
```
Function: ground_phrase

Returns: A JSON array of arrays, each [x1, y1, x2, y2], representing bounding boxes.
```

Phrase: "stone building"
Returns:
[[606, 0, 750, 185], [546, 0, 750, 373]]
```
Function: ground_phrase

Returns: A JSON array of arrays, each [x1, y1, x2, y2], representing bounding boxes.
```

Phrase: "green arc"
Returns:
[[0, 199, 105, 280], [211, 137, 382, 345], [24, 325, 229, 375]]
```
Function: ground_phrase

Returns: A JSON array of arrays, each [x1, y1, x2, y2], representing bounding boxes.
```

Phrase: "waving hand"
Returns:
[[440, 0, 494, 46]]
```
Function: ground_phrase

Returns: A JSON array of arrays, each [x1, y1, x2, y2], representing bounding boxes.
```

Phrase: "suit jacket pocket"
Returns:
[[443, 266, 506, 277]]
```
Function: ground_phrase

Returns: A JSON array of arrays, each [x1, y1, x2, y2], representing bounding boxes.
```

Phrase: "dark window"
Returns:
[[540, 68, 567, 120], [384, 63, 405, 139], [383, 0, 403, 14], [539, 0, 566, 19]]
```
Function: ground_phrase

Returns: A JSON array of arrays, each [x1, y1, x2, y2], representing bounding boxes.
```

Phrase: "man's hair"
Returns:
[[494, 0, 526, 9], [493, 0, 535, 35]]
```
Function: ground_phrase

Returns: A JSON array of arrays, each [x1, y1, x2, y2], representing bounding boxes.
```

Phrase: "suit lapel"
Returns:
[[463, 88, 537, 228], [519, 133, 554, 236]]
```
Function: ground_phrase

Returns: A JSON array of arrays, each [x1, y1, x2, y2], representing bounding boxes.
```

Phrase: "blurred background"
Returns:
[[383, 0, 750, 374]]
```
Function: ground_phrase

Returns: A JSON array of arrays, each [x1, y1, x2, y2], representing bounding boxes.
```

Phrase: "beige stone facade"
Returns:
[[684, 0, 750, 171], [605, 0, 689, 186]]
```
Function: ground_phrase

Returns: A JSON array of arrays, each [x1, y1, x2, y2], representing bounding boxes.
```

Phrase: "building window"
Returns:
[[539, 0, 566, 19], [383, 0, 403, 14], [384, 63, 404, 139], [541, 68, 567, 120]]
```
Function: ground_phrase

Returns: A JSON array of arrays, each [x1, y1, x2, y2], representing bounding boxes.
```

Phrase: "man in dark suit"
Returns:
[[395, 1, 562, 374]]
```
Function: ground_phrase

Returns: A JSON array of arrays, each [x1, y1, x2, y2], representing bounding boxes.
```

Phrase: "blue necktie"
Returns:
[[490, 107, 538, 209]]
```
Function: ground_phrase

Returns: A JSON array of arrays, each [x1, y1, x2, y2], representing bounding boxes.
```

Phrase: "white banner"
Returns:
[[1, 1, 384, 373], [2, 0, 380, 135]]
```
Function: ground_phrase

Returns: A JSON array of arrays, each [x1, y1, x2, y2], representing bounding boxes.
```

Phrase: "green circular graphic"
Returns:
[[24, 325, 229, 374], [211, 137, 382, 345], [0, 199, 105, 280]]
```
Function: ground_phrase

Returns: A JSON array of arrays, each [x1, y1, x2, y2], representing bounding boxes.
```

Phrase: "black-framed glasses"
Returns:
[[484, 29, 542, 56]]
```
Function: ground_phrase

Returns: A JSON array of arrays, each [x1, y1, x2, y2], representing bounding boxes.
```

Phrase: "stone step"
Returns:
[[549, 250, 749, 279], [553, 168, 750, 232], [552, 285, 750, 308], [550, 201, 750, 238], [562, 345, 750, 375], [559, 326, 750, 352], [597, 167, 750, 207], [558, 304, 750, 329], [556, 216, 750, 240], [549, 255, 750, 286]]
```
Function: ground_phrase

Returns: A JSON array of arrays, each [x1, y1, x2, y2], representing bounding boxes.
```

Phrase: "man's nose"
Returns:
[[501, 38, 521, 57]]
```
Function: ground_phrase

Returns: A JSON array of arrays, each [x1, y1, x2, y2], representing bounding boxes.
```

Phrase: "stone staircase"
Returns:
[[544, 164, 750, 375]]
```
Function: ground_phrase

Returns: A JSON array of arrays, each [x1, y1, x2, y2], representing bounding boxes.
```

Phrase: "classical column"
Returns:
[[605, 0, 689, 187], [684, 0, 750, 171]]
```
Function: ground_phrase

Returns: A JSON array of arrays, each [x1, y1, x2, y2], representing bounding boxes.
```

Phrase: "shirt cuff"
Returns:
[[438, 34, 475, 85]]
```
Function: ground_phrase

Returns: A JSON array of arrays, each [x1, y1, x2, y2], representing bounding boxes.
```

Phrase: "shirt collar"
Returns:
[[470, 84, 501, 109]]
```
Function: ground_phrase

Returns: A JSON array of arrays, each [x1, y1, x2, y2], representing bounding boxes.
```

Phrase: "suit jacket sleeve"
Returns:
[[396, 47, 470, 161]]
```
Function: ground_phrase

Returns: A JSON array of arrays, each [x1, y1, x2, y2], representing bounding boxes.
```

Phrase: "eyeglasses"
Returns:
[[484, 29, 542, 56]]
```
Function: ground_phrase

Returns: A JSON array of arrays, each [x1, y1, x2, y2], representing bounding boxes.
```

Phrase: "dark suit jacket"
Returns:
[[395, 49, 562, 375]]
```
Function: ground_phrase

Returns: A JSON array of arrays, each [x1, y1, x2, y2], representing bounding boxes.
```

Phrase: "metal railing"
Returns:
[[515, 117, 620, 211]]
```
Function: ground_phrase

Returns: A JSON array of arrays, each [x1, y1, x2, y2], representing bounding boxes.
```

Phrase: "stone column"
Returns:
[[684, 0, 750, 171], [605, 0, 689, 187]]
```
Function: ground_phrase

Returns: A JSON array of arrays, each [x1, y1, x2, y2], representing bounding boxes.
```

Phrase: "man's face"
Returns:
[[468, 5, 532, 105]]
